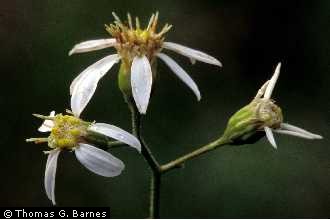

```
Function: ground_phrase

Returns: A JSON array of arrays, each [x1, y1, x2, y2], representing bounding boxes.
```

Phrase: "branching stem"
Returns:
[[127, 100, 161, 218], [123, 95, 229, 218], [160, 137, 229, 174]]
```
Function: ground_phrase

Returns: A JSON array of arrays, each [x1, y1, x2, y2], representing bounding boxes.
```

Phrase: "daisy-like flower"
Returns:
[[222, 62, 323, 148], [69, 12, 222, 115], [26, 105, 141, 205]]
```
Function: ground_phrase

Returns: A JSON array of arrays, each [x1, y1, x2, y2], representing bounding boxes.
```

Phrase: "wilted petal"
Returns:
[[44, 149, 61, 205], [71, 54, 120, 117], [88, 123, 141, 152], [157, 53, 201, 101], [163, 42, 222, 67], [264, 62, 281, 99], [38, 111, 55, 132], [273, 129, 316, 139], [75, 143, 124, 177], [264, 126, 277, 149], [131, 55, 153, 114], [279, 123, 323, 139], [69, 38, 117, 56], [254, 80, 269, 99]]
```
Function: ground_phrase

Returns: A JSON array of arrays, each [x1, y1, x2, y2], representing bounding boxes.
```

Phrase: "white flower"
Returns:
[[69, 12, 222, 115], [256, 62, 323, 149], [28, 104, 141, 205]]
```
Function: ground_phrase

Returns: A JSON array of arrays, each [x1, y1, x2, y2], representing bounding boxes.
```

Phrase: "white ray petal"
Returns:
[[273, 129, 317, 139], [131, 55, 153, 114], [38, 111, 55, 132], [44, 149, 61, 205], [162, 42, 222, 67], [88, 123, 141, 152], [157, 53, 201, 101], [254, 80, 269, 99], [75, 143, 125, 177], [71, 54, 120, 117], [279, 123, 323, 139], [190, 58, 196, 65], [69, 38, 117, 56], [264, 62, 281, 99], [70, 54, 120, 95], [70, 71, 86, 96], [264, 126, 277, 149]]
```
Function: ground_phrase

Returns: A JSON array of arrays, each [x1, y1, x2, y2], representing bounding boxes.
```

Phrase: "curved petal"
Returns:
[[278, 123, 323, 139], [69, 38, 117, 56], [254, 80, 269, 99], [75, 143, 125, 177], [71, 54, 120, 117], [38, 111, 55, 132], [131, 55, 153, 114], [264, 126, 277, 149], [157, 53, 201, 101], [162, 42, 222, 67], [88, 123, 141, 152], [44, 149, 61, 205], [70, 71, 86, 96], [70, 54, 120, 95], [264, 62, 281, 99]]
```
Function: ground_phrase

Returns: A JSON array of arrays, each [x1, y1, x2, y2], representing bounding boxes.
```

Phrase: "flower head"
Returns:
[[222, 62, 323, 148], [26, 106, 141, 205], [69, 12, 222, 115], [105, 12, 170, 63]]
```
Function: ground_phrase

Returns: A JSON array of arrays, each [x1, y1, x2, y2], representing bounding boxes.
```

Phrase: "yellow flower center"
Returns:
[[48, 114, 88, 149], [105, 12, 172, 64]]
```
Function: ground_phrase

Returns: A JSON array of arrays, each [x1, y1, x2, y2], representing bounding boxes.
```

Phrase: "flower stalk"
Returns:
[[160, 137, 230, 174], [126, 96, 161, 218]]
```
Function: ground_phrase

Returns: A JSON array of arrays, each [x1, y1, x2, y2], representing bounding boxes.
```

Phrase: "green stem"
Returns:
[[160, 137, 229, 174], [128, 103, 160, 171], [123, 95, 230, 217], [150, 172, 161, 218], [127, 101, 161, 218]]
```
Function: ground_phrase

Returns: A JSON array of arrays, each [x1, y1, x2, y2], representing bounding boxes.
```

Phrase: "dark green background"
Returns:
[[1, 0, 329, 218]]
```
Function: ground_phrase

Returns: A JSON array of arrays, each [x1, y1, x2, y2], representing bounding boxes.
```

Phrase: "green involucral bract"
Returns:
[[118, 61, 132, 95], [221, 99, 283, 145], [118, 59, 158, 99], [84, 129, 114, 148]]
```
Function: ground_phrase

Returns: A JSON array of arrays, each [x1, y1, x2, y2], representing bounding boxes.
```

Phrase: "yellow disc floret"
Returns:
[[48, 114, 89, 149], [105, 12, 172, 65]]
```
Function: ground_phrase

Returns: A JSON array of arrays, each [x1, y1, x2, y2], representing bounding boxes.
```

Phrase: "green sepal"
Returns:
[[221, 101, 263, 145], [84, 129, 113, 148], [118, 61, 132, 96], [118, 59, 158, 105]]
